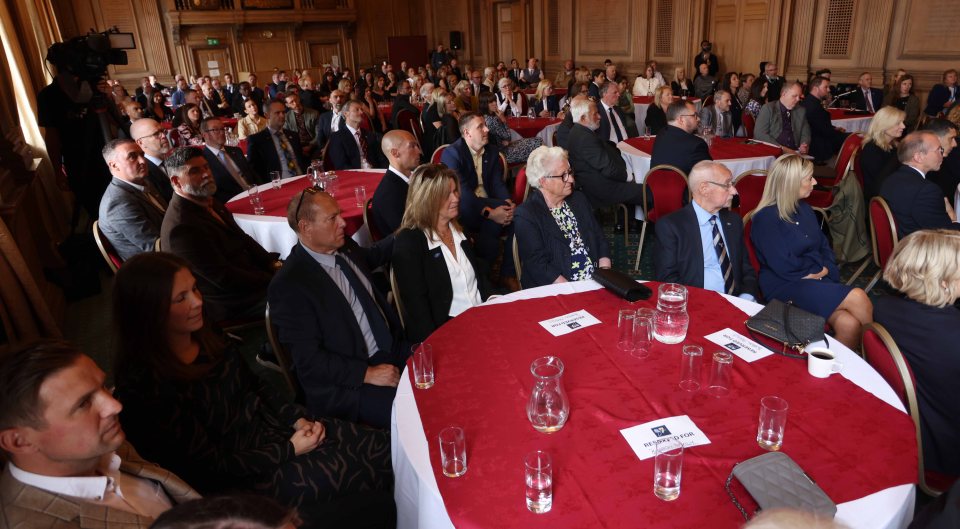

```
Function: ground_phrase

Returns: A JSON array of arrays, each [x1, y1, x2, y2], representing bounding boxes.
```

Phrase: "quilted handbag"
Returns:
[[744, 299, 827, 359], [725, 451, 837, 520]]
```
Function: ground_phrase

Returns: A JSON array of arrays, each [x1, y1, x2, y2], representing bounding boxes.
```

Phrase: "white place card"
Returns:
[[537, 309, 601, 337], [704, 328, 773, 363], [620, 415, 711, 460]]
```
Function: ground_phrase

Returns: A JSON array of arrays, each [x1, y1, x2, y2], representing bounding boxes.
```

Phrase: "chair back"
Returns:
[[167, 128, 181, 148], [389, 267, 407, 330], [499, 152, 510, 180], [321, 144, 335, 171], [732, 169, 767, 219], [742, 112, 756, 138], [833, 133, 864, 184], [92, 220, 123, 274], [359, 112, 372, 132], [868, 196, 898, 269], [238, 138, 249, 155], [512, 235, 522, 288], [396, 109, 422, 143], [702, 95, 714, 108], [513, 167, 530, 204], [431, 144, 448, 164], [641, 165, 689, 222], [154, 237, 162, 252], [741, 209, 762, 284], [363, 198, 383, 242], [264, 303, 305, 402]]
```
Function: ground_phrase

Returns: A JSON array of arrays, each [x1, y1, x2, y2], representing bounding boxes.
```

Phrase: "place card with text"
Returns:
[[538, 309, 601, 337], [704, 328, 773, 363], [620, 415, 711, 460]]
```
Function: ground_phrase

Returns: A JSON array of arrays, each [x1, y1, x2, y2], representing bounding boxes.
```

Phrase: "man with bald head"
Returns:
[[370, 130, 422, 236], [654, 160, 758, 299], [130, 118, 174, 201]]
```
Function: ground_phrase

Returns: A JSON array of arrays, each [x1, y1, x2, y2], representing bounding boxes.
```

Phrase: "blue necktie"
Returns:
[[335, 254, 391, 353], [710, 216, 734, 295]]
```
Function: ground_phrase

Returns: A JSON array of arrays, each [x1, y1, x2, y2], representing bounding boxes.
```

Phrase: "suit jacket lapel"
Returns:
[[681, 204, 706, 288]]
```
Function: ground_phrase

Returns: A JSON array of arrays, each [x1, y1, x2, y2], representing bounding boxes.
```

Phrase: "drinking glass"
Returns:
[[270, 170, 282, 190], [706, 351, 733, 397], [653, 283, 689, 344], [324, 171, 339, 197], [526, 356, 569, 433], [247, 185, 265, 215], [617, 309, 637, 353], [757, 396, 789, 451], [653, 442, 683, 501], [679, 345, 702, 391], [354, 185, 367, 208], [411, 342, 434, 389], [632, 308, 655, 359], [439, 426, 467, 477], [524, 451, 553, 513]]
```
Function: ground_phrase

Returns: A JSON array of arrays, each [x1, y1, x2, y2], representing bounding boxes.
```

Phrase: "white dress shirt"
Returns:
[[425, 224, 483, 317], [600, 101, 628, 143]]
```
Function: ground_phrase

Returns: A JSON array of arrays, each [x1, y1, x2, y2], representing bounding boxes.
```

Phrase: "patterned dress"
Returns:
[[550, 201, 595, 280], [484, 115, 543, 164], [115, 343, 393, 515]]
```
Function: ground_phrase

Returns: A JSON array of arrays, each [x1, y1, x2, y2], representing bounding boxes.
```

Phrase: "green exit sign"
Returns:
[[206, 38, 219, 45]]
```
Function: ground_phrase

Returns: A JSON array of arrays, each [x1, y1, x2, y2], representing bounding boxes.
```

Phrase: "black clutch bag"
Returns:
[[744, 299, 827, 359], [591, 268, 652, 302], [725, 452, 837, 520]]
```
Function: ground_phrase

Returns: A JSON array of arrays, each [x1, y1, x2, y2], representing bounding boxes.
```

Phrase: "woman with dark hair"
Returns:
[[370, 75, 388, 102], [147, 90, 174, 122], [721, 71, 744, 134], [385, 70, 399, 96], [173, 103, 204, 146], [885, 74, 921, 131], [392, 165, 496, 342], [744, 79, 768, 118], [479, 91, 543, 163], [112, 252, 394, 528]]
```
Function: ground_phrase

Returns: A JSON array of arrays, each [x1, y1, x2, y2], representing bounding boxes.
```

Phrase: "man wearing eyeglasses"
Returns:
[[881, 131, 960, 238], [654, 161, 758, 300], [200, 117, 262, 204], [650, 100, 713, 175], [130, 118, 174, 202]]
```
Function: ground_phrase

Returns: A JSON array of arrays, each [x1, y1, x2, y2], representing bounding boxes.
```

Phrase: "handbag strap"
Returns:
[[724, 468, 752, 521]]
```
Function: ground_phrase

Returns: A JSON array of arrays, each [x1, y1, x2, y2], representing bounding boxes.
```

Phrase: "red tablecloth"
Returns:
[[412, 286, 916, 528], [507, 117, 562, 138], [224, 170, 383, 236], [828, 109, 874, 120], [161, 117, 238, 130], [624, 136, 783, 161]]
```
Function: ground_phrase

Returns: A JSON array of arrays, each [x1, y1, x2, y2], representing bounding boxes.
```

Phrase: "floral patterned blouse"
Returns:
[[550, 201, 594, 280]]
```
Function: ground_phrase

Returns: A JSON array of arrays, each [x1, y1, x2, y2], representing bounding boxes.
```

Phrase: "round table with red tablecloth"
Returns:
[[617, 136, 784, 183], [829, 109, 874, 133]]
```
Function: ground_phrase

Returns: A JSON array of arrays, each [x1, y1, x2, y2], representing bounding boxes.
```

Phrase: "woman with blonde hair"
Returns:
[[392, 164, 495, 342], [532, 79, 560, 117], [750, 154, 873, 349], [433, 90, 461, 147], [671, 67, 693, 98], [452, 80, 476, 112], [874, 229, 960, 477], [860, 106, 906, 200], [644, 85, 673, 135]]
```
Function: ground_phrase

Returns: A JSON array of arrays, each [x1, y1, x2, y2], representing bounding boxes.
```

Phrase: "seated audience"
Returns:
[[738, 73, 756, 106], [232, 81, 264, 116], [495, 77, 524, 116], [392, 165, 496, 342], [452, 80, 476, 113], [720, 72, 744, 134], [0, 340, 199, 527], [616, 76, 640, 136], [201, 117, 261, 204], [389, 80, 421, 130], [112, 252, 394, 528], [692, 63, 716, 100], [597, 80, 634, 143], [532, 79, 561, 117], [671, 67, 693, 98], [173, 103, 204, 146], [98, 139, 167, 261], [161, 146, 279, 323], [694, 40, 719, 78], [283, 91, 320, 158], [880, 131, 960, 238], [520, 57, 544, 88], [924, 69, 958, 118], [751, 154, 872, 349], [146, 91, 173, 122], [923, 119, 960, 202], [860, 106, 905, 201], [371, 130, 421, 237], [514, 146, 610, 288], [873, 229, 960, 479], [131, 117, 175, 201], [587, 68, 606, 100], [238, 97, 268, 140], [801, 76, 849, 162], [885, 73, 920, 132], [327, 100, 387, 170], [554, 94, 583, 149], [632, 64, 663, 97], [851, 72, 883, 113], [554, 59, 575, 89], [644, 85, 673, 135], [698, 89, 735, 138], [432, 91, 461, 147], [314, 89, 347, 150], [761, 61, 784, 100], [268, 189, 408, 429], [419, 84, 441, 157], [654, 160, 758, 299], [754, 81, 811, 155], [479, 91, 543, 164], [247, 101, 308, 181], [744, 79, 768, 119], [650, 100, 713, 175]]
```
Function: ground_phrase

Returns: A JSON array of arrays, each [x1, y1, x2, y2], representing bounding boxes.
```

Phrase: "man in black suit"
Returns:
[[161, 146, 279, 324], [596, 81, 634, 144], [850, 72, 884, 113], [555, 108, 576, 149], [566, 98, 645, 211], [247, 74, 266, 108], [246, 101, 308, 182], [761, 61, 783, 101], [924, 119, 960, 201], [650, 101, 714, 175], [200, 117, 262, 204], [802, 76, 849, 163], [97, 139, 167, 260], [654, 161, 758, 300], [231, 81, 263, 115], [326, 100, 387, 170], [390, 80, 421, 130], [221, 73, 238, 104], [370, 130, 421, 237], [130, 118, 174, 202], [880, 131, 960, 238], [268, 189, 407, 429], [693, 40, 720, 79], [468, 70, 490, 97], [314, 89, 347, 151], [587, 69, 606, 100]]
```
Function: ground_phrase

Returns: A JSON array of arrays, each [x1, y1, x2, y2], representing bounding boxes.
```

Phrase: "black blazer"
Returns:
[[555, 112, 575, 149], [391, 228, 494, 342], [203, 145, 262, 204], [653, 202, 759, 298], [245, 127, 308, 182], [146, 158, 174, 202], [880, 165, 960, 238], [927, 148, 960, 202], [645, 104, 668, 135], [514, 190, 610, 288], [267, 240, 405, 423], [649, 125, 712, 175], [597, 102, 632, 143], [670, 80, 693, 98], [326, 126, 387, 170], [440, 138, 509, 232], [859, 141, 900, 201], [850, 87, 884, 112], [314, 111, 345, 151], [566, 123, 641, 208], [370, 169, 409, 237], [800, 94, 848, 162]]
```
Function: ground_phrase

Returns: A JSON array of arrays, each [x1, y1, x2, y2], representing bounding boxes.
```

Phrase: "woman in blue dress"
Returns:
[[750, 154, 873, 349]]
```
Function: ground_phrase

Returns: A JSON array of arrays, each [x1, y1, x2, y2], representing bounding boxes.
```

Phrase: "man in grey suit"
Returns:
[[283, 91, 321, 158], [0, 340, 200, 528], [698, 89, 735, 138], [754, 81, 810, 155], [97, 139, 167, 261]]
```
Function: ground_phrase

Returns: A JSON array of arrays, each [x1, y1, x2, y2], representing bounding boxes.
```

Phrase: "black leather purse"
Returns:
[[744, 299, 827, 359], [591, 268, 652, 302]]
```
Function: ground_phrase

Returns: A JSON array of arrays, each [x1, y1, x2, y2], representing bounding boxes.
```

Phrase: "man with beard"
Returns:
[[314, 89, 347, 150], [130, 118, 175, 201], [160, 146, 280, 323]]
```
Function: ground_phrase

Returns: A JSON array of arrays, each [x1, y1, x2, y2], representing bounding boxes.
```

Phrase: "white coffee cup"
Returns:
[[806, 347, 843, 378]]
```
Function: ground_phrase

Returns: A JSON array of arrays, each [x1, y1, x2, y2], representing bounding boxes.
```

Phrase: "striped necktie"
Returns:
[[710, 215, 735, 295]]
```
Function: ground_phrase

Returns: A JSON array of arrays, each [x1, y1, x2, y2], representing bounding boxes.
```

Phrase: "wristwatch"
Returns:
[[482, 207, 492, 219]]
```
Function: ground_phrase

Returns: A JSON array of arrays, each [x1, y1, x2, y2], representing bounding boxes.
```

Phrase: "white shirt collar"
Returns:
[[424, 224, 466, 250], [345, 123, 360, 136], [8, 453, 120, 501], [388, 165, 410, 184], [907, 164, 927, 179], [143, 153, 163, 167], [205, 144, 224, 157]]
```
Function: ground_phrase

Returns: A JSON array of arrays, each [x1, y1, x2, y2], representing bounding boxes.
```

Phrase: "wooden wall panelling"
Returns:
[[783, 0, 813, 82], [708, 0, 736, 73], [575, 0, 631, 59], [242, 27, 296, 80], [885, 0, 960, 97]]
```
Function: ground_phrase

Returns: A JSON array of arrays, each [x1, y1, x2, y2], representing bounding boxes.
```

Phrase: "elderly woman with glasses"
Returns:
[[514, 146, 611, 288]]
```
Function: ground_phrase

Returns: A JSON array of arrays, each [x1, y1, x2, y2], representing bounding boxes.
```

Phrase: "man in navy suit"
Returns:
[[200, 117, 262, 204], [441, 113, 518, 286], [880, 131, 960, 238], [246, 101, 308, 182], [268, 189, 406, 429], [596, 81, 635, 144], [314, 90, 347, 151], [370, 130, 421, 237], [850, 72, 884, 113], [802, 76, 849, 163], [130, 118, 174, 202], [326, 100, 387, 170], [587, 69, 606, 100], [650, 101, 713, 175], [654, 161, 758, 300]]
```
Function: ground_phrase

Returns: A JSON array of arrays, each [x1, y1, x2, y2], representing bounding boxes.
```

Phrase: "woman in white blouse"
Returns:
[[391, 164, 497, 342], [495, 77, 524, 116], [632, 65, 663, 96]]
